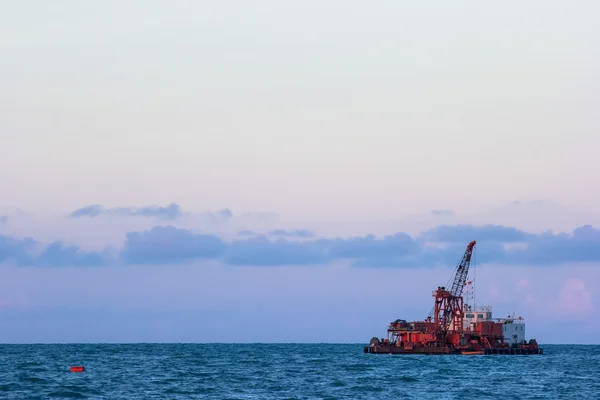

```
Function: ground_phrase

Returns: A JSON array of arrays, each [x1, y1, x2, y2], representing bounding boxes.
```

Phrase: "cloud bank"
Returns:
[[69, 203, 185, 220], [268, 229, 315, 238], [121, 226, 227, 265], [68, 203, 240, 222], [2, 224, 600, 268]]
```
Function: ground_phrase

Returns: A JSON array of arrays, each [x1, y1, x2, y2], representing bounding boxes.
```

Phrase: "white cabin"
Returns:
[[497, 317, 526, 344], [462, 305, 526, 344], [463, 304, 493, 331]]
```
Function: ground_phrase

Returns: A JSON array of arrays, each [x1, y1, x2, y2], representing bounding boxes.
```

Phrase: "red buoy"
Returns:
[[70, 366, 85, 372]]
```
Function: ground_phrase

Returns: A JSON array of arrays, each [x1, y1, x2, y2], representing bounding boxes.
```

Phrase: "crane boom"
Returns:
[[437, 240, 476, 334], [450, 240, 476, 297]]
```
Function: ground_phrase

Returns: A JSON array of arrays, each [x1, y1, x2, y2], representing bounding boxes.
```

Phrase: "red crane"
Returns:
[[433, 240, 476, 337]]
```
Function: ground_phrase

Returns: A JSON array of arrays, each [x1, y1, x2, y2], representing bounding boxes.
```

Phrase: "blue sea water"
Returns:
[[0, 344, 597, 399]]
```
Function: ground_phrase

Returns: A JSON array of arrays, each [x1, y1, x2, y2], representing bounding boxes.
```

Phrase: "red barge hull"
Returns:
[[364, 345, 543, 355]]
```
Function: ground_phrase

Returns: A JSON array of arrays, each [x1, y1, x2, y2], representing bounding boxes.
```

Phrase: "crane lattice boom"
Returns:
[[450, 240, 476, 297]]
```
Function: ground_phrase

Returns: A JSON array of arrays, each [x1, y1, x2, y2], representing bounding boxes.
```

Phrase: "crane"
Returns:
[[434, 240, 476, 335]]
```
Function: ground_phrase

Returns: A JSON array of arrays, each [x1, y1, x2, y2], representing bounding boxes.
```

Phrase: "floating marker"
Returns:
[[70, 366, 85, 373]]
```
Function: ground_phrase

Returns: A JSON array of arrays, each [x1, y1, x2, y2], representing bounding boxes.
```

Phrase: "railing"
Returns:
[[464, 305, 492, 312], [493, 318, 525, 324]]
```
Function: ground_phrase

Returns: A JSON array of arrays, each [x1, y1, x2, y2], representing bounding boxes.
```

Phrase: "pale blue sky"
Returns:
[[2, 1, 599, 218], [1, 1, 599, 343]]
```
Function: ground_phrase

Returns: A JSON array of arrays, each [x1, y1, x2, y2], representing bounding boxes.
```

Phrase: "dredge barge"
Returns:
[[364, 240, 543, 355]]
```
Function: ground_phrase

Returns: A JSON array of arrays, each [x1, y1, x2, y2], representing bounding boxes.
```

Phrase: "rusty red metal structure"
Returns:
[[364, 241, 543, 355]]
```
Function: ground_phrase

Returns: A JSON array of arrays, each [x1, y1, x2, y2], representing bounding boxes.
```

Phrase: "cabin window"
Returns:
[[477, 314, 484, 318], [466, 314, 474, 318]]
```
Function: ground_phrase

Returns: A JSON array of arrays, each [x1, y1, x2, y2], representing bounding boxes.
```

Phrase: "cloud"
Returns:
[[69, 205, 104, 218], [420, 224, 534, 243], [510, 200, 560, 208], [0, 216, 8, 224], [417, 224, 600, 265], [268, 229, 315, 238], [3, 223, 600, 268], [0, 235, 37, 265], [35, 242, 107, 267], [67, 204, 238, 223], [431, 209, 454, 216], [327, 233, 418, 258], [556, 278, 593, 316], [69, 203, 184, 220], [0, 234, 108, 267], [237, 229, 316, 239], [116, 229, 452, 267], [513, 225, 600, 265], [117, 224, 600, 267], [121, 226, 227, 264]]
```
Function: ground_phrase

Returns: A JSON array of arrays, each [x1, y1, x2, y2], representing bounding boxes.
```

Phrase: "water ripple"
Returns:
[[0, 344, 596, 399]]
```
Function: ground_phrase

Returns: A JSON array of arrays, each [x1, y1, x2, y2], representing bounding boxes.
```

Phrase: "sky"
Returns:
[[1, 1, 599, 344]]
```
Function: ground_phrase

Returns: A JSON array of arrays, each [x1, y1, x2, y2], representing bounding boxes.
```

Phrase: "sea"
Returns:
[[0, 344, 597, 399]]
